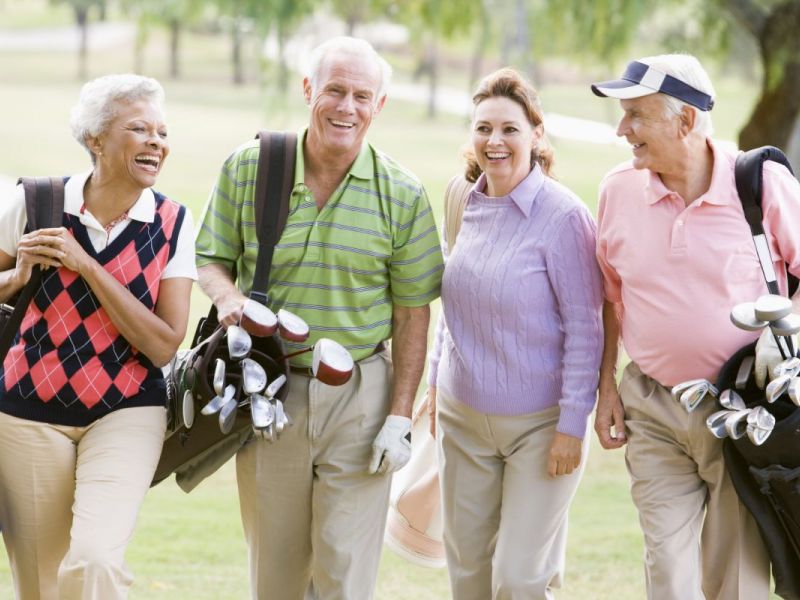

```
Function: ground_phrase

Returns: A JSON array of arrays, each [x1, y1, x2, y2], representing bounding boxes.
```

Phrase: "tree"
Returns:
[[389, 0, 481, 118], [52, 0, 103, 79], [121, 0, 205, 78], [722, 0, 800, 151], [546, 0, 800, 154]]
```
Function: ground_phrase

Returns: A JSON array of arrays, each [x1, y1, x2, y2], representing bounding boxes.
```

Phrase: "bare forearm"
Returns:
[[198, 263, 247, 325], [390, 304, 430, 418], [0, 268, 25, 303], [599, 300, 622, 392], [79, 260, 188, 366]]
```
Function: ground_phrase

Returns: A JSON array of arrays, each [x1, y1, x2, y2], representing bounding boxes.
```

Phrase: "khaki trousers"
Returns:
[[437, 389, 588, 600], [620, 362, 770, 600], [236, 351, 393, 600], [0, 406, 166, 600]]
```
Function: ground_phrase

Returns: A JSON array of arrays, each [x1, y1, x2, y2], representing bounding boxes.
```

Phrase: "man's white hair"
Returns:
[[639, 53, 716, 137], [305, 36, 392, 101], [70, 73, 165, 161]]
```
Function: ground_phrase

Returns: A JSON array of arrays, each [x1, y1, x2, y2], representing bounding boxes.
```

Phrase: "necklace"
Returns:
[[79, 202, 130, 243]]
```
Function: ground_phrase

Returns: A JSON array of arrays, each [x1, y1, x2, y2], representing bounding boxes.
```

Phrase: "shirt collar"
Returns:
[[644, 138, 732, 206], [473, 163, 544, 218], [64, 169, 156, 222], [294, 127, 373, 189]]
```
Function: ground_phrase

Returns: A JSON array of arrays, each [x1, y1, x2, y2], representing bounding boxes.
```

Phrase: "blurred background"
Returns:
[[0, 0, 795, 597]]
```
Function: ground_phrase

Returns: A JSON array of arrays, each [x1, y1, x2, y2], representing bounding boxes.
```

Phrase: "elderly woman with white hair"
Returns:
[[0, 74, 196, 599]]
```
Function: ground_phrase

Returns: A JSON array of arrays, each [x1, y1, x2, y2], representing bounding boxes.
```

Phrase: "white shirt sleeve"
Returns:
[[0, 184, 28, 257], [162, 206, 198, 280]]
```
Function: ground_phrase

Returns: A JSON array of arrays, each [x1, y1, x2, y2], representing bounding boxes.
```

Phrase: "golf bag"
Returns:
[[717, 146, 800, 599], [0, 177, 65, 362], [152, 131, 296, 491]]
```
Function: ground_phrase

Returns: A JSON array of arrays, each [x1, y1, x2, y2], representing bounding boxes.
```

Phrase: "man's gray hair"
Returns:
[[639, 54, 716, 137], [70, 74, 165, 159], [305, 36, 392, 101]]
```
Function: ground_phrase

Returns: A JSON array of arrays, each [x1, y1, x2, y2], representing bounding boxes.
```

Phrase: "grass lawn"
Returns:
[[0, 4, 778, 599]]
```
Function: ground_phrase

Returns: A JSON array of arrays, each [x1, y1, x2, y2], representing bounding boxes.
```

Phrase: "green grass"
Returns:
[[0, 4, 776, 599]]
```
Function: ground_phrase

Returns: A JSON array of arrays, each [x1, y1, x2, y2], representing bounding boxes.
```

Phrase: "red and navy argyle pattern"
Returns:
[[0, 188, 186, 426]]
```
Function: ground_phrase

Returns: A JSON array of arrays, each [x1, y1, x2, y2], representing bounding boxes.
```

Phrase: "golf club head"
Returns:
[[706, 410, 733, 439], [680, 382, 710, 413], [671, 379, 712, 402], [265, 374, 287, 399], [219, 396, 239, 434], [227, 325, 253, 360], [240, 299, 278, 337], [730, 301, 767, 332], [770, 314, 800, 337], [250, 393, 274, 429], [312, 338, 355, 386], [766, 374, 792, 403], [277, 309, 310, 343], [724, 409, 751, 440], [213, 358, 226, 397], [241, 358, 268, 395], [747, 405, 776, 430], [200, 383, 235, 416], [719, 389, 746, 411], [771, 356, 800, 380], [754, 294, 793, 322], [182, 389, 195, 429], [735, 356, 755, 390], [788, 377, 800, 407], [274, 399, 286, 435]]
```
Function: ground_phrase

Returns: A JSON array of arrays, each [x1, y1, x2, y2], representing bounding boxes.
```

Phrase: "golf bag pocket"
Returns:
[[750, 465, 800, 554]]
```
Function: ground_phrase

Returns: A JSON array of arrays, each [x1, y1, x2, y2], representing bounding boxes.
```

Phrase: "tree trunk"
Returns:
[[738, 2, 800, 151], [426, 38, 438, 119], [232, 19, 244, 85], [75, 6, 89, 80], [469, 1, 491, 91], [169, 19, 180, 79]]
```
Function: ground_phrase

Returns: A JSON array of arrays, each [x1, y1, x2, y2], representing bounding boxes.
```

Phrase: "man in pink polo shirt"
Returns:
[[591, 53, 800, 599]]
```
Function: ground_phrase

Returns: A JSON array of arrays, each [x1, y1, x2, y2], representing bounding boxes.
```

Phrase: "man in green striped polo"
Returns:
[[195, 36, 443, 599]]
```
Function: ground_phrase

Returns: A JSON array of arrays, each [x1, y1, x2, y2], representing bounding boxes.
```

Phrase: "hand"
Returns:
[[55, 228, 93, 274], [755, 327, 794, 389], [427, 387, 437, 438], [14, 227, 66, 284], [547, 431, 583, 477], [368, 415, 412, 475], [216, 291, 248, 328], [594, 384, 627, 449]]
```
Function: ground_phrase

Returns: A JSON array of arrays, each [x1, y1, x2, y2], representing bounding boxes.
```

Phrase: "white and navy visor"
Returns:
[[591, 61, 714, 111]]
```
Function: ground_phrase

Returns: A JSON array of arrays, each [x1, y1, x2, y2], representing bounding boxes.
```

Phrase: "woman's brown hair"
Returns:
[[464, 67, 555, 183]]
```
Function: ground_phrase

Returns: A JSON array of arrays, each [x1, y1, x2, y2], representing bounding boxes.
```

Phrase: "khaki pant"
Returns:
[[236, 351, 393, 600], [437, 389, 588, 600], [0, 406, 166, 600], [620, 362, 770, 600]]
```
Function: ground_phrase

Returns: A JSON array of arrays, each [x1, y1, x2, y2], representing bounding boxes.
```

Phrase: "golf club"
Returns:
[[227, 325, 253, 360], [724, 409, 751, 440], [201, 383, 236, 416], [241, 358, 268, 395]]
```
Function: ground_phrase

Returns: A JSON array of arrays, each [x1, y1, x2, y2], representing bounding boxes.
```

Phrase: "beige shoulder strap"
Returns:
[[442, 174, 472, 253]]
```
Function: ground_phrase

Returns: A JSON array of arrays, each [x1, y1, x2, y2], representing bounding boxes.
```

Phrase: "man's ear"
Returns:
[[679, 105, 696, 137], [302, 77, 313, 105], [374, 94, 387, 116]]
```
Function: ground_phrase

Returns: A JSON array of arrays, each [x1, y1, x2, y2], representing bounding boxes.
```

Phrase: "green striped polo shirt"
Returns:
[[196, 130, 444, 366]]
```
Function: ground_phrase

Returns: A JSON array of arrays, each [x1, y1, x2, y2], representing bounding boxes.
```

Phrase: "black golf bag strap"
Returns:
[[250, 130, 296, 306], [735, 146, 797, 297], [0, 177, 65, 361]]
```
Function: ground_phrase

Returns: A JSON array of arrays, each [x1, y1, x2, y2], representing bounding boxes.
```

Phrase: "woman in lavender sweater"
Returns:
[[426, 68, 603, 599]]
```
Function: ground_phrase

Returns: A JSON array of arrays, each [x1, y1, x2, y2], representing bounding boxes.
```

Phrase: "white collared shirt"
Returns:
[[0, 170, 197, 280]]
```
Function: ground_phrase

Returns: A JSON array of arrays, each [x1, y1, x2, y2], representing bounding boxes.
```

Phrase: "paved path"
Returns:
[[0, 21, 622, 145]]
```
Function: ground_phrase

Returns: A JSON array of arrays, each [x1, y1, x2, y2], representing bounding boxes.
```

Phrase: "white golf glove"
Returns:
[[368, 415, 412, 475], [754, 327, 795, 388]]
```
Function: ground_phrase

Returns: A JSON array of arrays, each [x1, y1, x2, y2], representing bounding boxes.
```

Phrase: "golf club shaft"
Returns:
[[280, 346, 313, 361], [773, 331, 789, 360]]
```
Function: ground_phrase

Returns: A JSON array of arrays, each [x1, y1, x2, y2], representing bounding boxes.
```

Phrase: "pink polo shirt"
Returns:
[[597, 139, 800, 386]]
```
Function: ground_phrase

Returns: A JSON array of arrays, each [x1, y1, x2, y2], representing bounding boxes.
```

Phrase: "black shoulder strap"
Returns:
[[249, 131, 297, 306], [0, 177, 65, 361], [735, 146, 797, 297]]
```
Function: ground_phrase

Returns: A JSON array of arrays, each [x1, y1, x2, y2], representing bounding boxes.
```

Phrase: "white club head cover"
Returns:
[[755, 327, 796, 389], [368, 415, 412, 475]]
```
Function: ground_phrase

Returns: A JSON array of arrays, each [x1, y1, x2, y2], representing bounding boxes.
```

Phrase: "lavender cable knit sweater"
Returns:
[[427, 166, 603, 439]]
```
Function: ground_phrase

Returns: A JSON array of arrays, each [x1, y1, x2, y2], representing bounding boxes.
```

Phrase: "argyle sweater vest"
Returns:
[[0, 190, 186, 427]]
